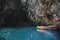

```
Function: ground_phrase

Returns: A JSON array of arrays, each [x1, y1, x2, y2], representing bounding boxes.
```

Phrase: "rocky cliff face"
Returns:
[[27, 0, 60, 25], [0, 0, 60, 26]]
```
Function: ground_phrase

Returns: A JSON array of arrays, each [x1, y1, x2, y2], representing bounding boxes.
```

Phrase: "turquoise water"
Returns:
[[0, 27, 57, 40]]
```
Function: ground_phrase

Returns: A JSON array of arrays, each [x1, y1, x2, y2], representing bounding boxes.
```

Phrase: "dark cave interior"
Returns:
[[0, 0, 34, 26]]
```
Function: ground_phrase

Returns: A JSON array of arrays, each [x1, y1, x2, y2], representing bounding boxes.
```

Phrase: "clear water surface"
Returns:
[[0, 26, 59, 40]]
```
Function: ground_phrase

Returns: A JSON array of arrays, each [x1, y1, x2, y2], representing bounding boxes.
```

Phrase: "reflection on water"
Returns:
[[0, 27, 58, 40]]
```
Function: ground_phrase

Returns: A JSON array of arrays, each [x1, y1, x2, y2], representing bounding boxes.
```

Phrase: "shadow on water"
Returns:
[[0, 36, 5, 40], [55, 29, 60, 40], [0, 26, 36, 29]]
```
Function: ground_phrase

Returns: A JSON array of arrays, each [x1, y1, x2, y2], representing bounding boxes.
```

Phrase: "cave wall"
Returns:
[[0, 0, 33, 26], [0, 0, 60, 26], [27, 0, 60, 25]]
